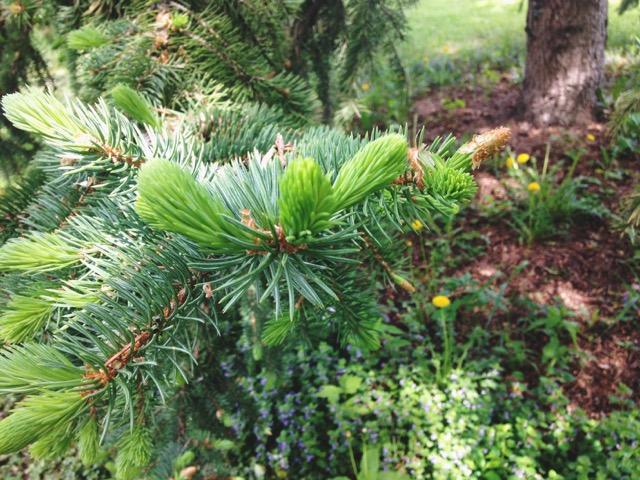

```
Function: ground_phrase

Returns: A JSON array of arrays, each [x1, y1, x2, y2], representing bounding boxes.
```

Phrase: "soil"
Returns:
[[409, 79, 640, 417]]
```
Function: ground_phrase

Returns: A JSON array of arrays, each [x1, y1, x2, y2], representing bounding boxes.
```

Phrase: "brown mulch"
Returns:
[[409, 79, 640, 416]]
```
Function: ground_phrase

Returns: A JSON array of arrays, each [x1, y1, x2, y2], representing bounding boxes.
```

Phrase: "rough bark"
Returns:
[[520, 0, 608, 127]]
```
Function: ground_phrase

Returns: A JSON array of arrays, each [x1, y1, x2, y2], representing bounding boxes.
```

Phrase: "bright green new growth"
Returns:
[[77, 417, 101, 465], [0, 390, 85, 454], [67, 26, 110, 50], [0, 295, 55, 343], [136, 158, 255, 253], [1, 88, 83, 141], [332, 133, 408, 209], [0, 232, 81, 273], [42, 280, 101, 308], [0, 344, 85, 394], [30, 426, 74, 460], [116, 425, 153, 480], [0, 282, 101, 342], [422, 166, 478, 215], [279, 157, 337, 243], [109, 85, 161, 130]]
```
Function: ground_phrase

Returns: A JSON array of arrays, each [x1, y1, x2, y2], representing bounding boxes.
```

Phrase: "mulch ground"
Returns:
[[409, 78, 640, 416]]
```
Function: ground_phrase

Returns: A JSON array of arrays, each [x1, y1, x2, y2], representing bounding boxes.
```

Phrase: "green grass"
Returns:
[[401, 0, 640, 65]]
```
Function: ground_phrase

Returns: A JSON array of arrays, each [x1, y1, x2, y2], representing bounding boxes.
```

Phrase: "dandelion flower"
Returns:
[[506, 157, 514, 168], [516, 153, 530, 164], [442, 45, 451, 53], [422, 56, 430, 63], [411, 219, 423, 230], [527, 182, 541, 193], [432, 295, 451, 308], [586, 133, 595, 142], [361, 83, 370, 91], [9, 3, 25, 14]]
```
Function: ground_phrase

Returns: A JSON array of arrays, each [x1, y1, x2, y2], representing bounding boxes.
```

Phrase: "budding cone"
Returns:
[[457, 127, 511, 170]]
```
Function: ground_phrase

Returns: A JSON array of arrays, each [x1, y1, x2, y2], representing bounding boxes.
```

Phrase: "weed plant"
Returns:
[[168, 289, 640, 479], [502, 148, 606, 244]]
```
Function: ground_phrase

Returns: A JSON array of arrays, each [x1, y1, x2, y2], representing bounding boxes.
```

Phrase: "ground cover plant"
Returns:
[[1, 1, 640, 479]]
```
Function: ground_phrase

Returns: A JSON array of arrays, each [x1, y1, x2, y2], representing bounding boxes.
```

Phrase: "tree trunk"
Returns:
[[520, 0, 608, 127]]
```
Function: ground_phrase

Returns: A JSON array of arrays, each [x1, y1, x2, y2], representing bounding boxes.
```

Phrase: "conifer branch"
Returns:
[[84, 286, 188, 388]]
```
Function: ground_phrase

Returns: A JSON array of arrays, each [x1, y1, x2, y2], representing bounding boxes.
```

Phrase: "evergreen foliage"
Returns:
[[0, 1, 509, 477], [0, 1, 52, 178], [0, 83, 506, 474]]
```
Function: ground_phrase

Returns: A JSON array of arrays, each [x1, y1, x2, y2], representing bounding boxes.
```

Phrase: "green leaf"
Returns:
[[253, 343, 263, 361], [377, 473, 410, 480], [542, 336, 564, 364], [359, 446, 379, 480], [482, 472, 502, 480], [339, 374, 362, 395], [316, 385, 342, 404], [333, 134, 408, 210], [278, 157, 337, 243], [214, 439, 236, 451]]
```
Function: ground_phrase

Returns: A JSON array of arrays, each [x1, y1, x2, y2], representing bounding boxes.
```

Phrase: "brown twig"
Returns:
[[83, 287, 188, 391], [241, 209, 307, 255]]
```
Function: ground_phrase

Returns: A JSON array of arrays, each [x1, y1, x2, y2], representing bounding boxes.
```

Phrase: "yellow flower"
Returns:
[[9, 3, 25, 14], [361, 83, 370, 91], [506, 157, 514, 168], [411, 219, 423, 230], [516, 153, 530, 164], [586, 133, 595, 142], [442, 45, 451, 52], [527, 182, 541, 193], [432, 295, 451, 308], [422, 56, 430, 63]]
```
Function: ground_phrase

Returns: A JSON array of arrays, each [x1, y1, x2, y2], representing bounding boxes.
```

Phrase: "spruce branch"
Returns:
[[332, 133, 408, 209], [0, 343, 88, 395], [136, 158, 260, 253], [115, 425, 153, 480], [609, 87, 640, 137], [278, 156, 337, 243], [83, 286, 188, 388], [0, 232, 82, 273], [0, 390, 86, 454], [0, 294, 54, 343], [109, 84, 162, 130]]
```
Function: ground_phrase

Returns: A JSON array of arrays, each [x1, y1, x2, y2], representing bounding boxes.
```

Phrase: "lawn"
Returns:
[[400, 0, 640, 64]]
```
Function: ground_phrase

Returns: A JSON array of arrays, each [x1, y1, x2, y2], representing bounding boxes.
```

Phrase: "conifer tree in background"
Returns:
[[1, 0, 418, 243], [62, 0, 418, 125], [0, 1, 509, 478]]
